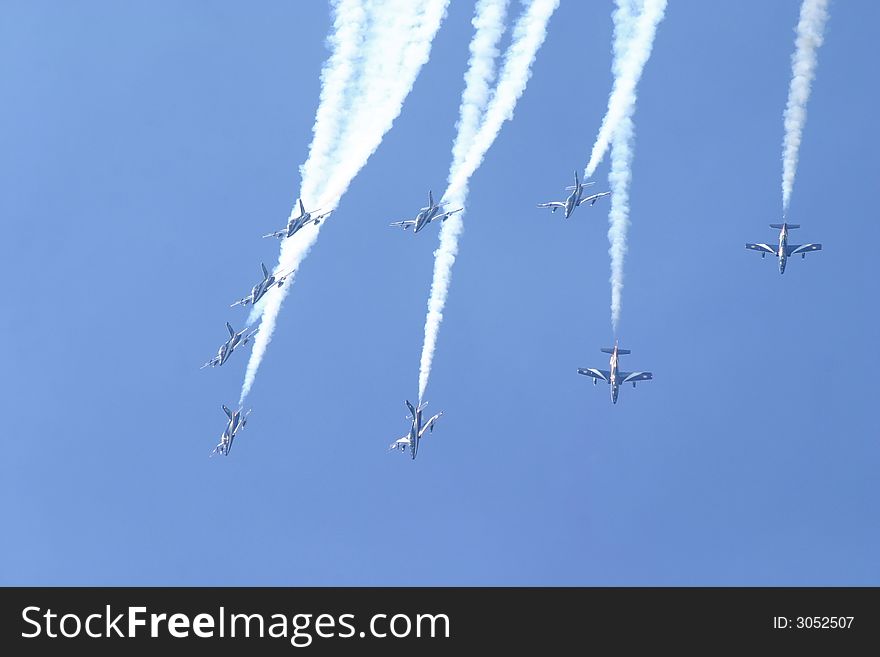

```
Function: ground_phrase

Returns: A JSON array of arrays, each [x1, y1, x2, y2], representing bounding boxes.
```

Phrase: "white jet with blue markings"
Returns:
[[388, 400, 443, 460], [201, 322, 259, 369], [389, 191, 462, 235], [577, 341, 653, 405], [231, 262, 293, 308], [263, 198, 332, 240], [745, 222, 822, 274], [537, 171, 611, 219], [211, 404, 251, 456]]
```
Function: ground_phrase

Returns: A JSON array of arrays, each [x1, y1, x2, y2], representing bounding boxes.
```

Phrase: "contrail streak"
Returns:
[[240, 0, 449, 403], [607, 117, 633, 332], [585, 0, 666, 333], [418, 0, 558, 402], [583, 0, 666, 179], [781, 0, 829, 214], [452, 0, 511, 176]]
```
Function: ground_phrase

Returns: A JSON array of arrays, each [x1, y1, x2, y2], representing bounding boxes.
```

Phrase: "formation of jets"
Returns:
[[390, 191, 463, 234], [200, 169, 825, 457], [211, 405, 251, 457], [745, 222, 822, 274], [537, 171, 611, 219], [388, 400, 443, 460], [204, 197, 326, 455]]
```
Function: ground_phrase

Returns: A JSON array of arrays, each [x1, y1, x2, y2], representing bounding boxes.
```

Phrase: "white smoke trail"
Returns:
[[781, 0, 829, 214], [244, 0, 367, 332], [451, 0, 511, 175], [586, 0, 665, 332], [583, 0, 667, 179], [240, 0, 449, 403], [607, 117, 632, 332], [418, 0, 559, 402]]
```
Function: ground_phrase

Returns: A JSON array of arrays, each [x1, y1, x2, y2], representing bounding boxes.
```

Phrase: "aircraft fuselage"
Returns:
[[564, 189, 579, 218], [777, 225, 788, 274], [287, 214, 310, 237], [409, 408, 423, 459], [414, 206, 442, 233], [608, 348, 620, 404], [217, 344, 231, 366]]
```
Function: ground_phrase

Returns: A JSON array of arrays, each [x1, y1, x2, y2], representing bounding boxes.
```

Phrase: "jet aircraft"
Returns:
[[537, 171, 610, 218], [231, 263, 290, 308], [211, 404, 251, 456], [389, 191, 462, 234], [577, 341, 653, 404], [263, 199, 332, 240], [388, 400, 443, 459], [745, 222, 822, 274], [201, 322, 258, 369]]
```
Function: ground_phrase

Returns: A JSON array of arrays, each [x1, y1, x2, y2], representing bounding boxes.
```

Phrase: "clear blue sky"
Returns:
[[1, 1, 877, 585]]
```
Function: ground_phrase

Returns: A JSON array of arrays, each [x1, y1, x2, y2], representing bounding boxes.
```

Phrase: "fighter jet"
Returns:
[[263, 199, 332, 240], [211, 404, 251, 456], [388, 400, 443, 459], [389, 191, 462, 234], [201, 322, 259, 369], [537, 171, 611, 218], [231, 263, 291, 308], [577, 341, 653, 404], [745, 222, 822, 274]]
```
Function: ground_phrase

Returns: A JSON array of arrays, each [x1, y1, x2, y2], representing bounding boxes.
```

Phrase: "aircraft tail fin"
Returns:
[[428, 190, 434, 207], [770, 223, 800, 229], [261, 262, 269, 279], [299, 198, 305, 215], [405, 400, 416, 417], [222, 405, 233, 419], [226, 322, 235, 337]]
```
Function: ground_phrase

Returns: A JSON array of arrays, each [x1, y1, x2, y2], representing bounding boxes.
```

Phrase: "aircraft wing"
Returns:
[[578, 192, 610, 206], [745, 243, 777, 255], [390, 220, 417, 230], [262, 230, 285, 239], [577, 368, 610, 382], [786, 243, 822, 256], [418, 412, 442, 438], [230, 297, 251, 308], [388, 435, 410, 451], [537, 202, 565, 210], [620, 371, 653, 384]]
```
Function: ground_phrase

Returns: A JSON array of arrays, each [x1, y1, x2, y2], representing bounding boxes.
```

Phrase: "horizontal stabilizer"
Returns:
[[770, 223, 799, 229], [601, 347, 630, 355]]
